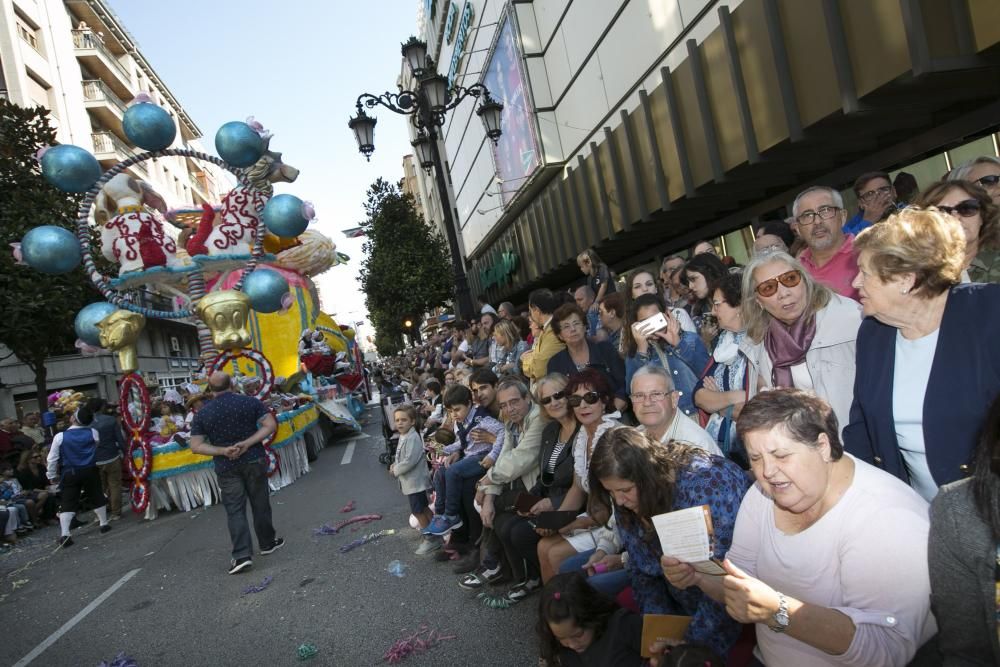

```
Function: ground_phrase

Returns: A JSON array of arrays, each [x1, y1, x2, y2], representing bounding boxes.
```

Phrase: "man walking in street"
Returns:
[[190, 372, 282, 574], [86, 398, 126, 520]]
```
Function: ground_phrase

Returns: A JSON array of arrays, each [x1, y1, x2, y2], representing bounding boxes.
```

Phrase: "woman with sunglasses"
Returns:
[[739, 251, 861, 433], [546, 304, 628, 412], [949, 155, 1000, 206], [492, 374, 580, 601], [916, 180, 1000, 284], [844, 208, 1000, 501], [536, 369, 621, 582]]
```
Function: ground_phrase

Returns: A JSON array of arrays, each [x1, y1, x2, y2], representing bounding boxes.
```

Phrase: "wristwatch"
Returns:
[[769, 593, 790, 633]]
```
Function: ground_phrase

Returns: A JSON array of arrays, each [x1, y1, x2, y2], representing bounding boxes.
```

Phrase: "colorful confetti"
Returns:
[[313, 513, 382, 536], [477, 591, 513, 609], [241, 576, 273, 596], [339, 529, 396, 553], [96, 652, 138, 667], [296, 643, 318, 661], [383, 625, 456, 663], [339, 500, 356, 513]]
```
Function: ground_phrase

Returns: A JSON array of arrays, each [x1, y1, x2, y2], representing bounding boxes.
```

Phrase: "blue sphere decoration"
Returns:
[[123, 102, 176, 151], [215, 121, 264, 168], [21, 225, 82, 274], [262, 194, 309, 238], [243, 269, 289, 314], [74, 302, 118, 346], [40, 145, 101, 193]]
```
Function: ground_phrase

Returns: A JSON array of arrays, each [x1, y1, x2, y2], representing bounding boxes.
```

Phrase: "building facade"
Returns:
[[413, 0, 1000, 306], [0, 0, 233, 417]]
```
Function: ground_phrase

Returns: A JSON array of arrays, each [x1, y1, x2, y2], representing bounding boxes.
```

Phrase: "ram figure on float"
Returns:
[[95, 173, 182, 276]]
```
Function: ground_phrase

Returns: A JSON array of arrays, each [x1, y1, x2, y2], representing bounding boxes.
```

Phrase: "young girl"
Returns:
[[389, 405, 437, 555], [537, 572, 644, 667]]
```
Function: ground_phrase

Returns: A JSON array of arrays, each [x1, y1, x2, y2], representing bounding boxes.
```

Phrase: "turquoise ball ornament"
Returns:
[[40, 145, 101, 193], [215, 121, 264, 168], [21, 225, 82, 274], [75, 302, 118, 346], [243, 269, 289, 314], [261, 194, 309, 238], [123, 102, 176, 151]]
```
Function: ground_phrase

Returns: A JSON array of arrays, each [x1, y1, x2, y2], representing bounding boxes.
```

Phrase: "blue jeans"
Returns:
[[560, 549, 629, 598], [433, 453, 486, 517], [217, 459, 276, 560]]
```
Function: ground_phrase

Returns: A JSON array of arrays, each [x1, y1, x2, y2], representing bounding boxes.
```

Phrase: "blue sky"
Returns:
[[107, 0, 423, 333]]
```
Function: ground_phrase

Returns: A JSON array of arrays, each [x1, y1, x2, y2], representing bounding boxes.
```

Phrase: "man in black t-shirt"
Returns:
[[190, 372, 281, 575]]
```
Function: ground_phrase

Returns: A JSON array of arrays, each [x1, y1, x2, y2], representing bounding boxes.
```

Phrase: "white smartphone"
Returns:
[[637, 312, 669, 337]]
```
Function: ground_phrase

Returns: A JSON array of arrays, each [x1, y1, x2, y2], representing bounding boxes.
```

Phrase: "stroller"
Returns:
[[378, 388, 407, 466]]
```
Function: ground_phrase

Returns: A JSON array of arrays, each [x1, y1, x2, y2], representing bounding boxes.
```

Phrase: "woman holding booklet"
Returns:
[[662, 389, 937, 666], [587, 425, 750, 657]]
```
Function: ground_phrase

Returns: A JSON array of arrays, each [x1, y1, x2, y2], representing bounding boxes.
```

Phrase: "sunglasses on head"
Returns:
[[975, 174, 1000, 188], [755, 269, 802, 297], [567, 391, 602, 408], [540, 390, 566, 406], [936, 199, 981, 218]]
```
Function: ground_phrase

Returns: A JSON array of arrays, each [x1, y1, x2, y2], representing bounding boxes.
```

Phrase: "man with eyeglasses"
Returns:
[[844, 171, 899, 236], [791, 185, 861, 300], [630, 366, 720, 456]]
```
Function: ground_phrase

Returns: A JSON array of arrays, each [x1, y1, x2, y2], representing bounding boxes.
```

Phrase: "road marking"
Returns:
[[340, 441, 356, 465], [14, 568, 141, 667]]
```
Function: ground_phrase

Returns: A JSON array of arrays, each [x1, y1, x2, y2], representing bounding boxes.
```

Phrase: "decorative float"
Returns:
[[26, 99, 359, 519]]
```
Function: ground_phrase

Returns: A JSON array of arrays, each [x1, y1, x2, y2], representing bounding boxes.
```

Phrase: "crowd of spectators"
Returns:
[[375, 155, 1000, 666]]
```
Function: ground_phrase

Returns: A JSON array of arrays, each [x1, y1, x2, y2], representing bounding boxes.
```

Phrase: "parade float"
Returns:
[[23, 98, 364, 519]]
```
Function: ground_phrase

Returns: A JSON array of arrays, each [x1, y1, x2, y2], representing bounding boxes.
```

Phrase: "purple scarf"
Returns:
[[764, 314, 816, 388]]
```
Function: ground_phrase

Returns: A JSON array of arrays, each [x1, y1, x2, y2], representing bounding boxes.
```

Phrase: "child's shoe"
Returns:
[[415, 537, 441, 555], [425, 514, 462, 536]]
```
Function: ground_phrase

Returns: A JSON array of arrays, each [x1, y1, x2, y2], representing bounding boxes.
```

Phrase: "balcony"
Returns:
[[91, 131, 147, 176], [82, 79, 127, 127], [72, 30, 132, 99]]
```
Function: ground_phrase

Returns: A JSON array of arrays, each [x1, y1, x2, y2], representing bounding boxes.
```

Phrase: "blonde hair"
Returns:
[[741, 251, 832, 342], [493, 319, 520, 348], [853, 207, 964, 297], [533, 373, 569, 406]]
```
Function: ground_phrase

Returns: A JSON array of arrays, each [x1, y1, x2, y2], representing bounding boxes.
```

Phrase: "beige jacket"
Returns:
[[739, 293, 862, 432], [482, 403, 546, 496], [521, 320, 566, 382]]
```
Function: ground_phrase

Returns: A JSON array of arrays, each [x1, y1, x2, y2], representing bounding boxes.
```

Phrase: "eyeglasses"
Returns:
[[975, 174, 1000, 189], [936, 199, 981, 218], [755, 269, 803, 297], [858, 185, 893, 202], [631, 390, 673, 403], [795, 205, 842, 226], [567, 391, 602, 407], [540, 391, 566, 406], [559, 320, 583, 333]]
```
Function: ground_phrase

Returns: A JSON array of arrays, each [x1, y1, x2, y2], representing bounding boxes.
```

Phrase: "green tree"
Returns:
[[0, 101, 100, 412], [357, 178, 453, 356]]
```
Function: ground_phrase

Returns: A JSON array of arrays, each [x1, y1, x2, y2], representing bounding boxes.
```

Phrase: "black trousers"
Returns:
[[493, 510, 541, 583], [59, 466, 106, 514]]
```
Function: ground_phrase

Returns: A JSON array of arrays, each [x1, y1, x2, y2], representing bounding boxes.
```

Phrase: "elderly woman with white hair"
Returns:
[[738, 251, 862, 432], [844, 207, 1000, 500]]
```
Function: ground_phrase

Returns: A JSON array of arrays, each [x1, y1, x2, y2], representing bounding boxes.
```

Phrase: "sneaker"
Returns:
[[260, 538, 285, 555], [56, 536, 74, 548], [425, 514, 463, 537], [458, 563, 503, 590], [100, 524, 112, 534], [415, 537, 442, 556], [506, 577, 542, 603], [228, 557, 253, 574], [451, 550, 480, 574], [109, 514, 122, 522]]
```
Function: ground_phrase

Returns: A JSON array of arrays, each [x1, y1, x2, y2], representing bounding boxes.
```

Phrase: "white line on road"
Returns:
[[14, 568, 141, 667], [341, 441, 356, 465]]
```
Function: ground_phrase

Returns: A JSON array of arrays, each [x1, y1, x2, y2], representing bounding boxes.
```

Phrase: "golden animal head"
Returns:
[[196, 290, 252, 351], [96, 310, 146, 374]]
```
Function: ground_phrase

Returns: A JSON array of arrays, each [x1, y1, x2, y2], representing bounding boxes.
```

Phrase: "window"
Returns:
[[16, 17, 39, 52]]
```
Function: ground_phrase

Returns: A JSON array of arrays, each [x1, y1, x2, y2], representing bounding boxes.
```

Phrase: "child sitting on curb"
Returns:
[[424, 384, 505, 536], [389, 405, 438, 555]]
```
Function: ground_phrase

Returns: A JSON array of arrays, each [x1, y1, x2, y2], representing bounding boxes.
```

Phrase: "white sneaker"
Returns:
[[415, 537, 441, 555]]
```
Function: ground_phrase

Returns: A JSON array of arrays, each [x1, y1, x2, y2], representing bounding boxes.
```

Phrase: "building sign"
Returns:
[[482, 14, 541, 205], [444, 2, 458, 44], [479, 250, 519, 290], [447, 2, 475, 86], [425, 0, 436, 19]]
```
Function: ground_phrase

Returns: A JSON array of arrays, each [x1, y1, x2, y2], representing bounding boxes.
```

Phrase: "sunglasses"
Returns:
[[755, 269, 802, 297], [567, 391, 602, 408], [975, 174, 1000, 188], [540, 390, 566, 406], [936, 199, 981, 218]]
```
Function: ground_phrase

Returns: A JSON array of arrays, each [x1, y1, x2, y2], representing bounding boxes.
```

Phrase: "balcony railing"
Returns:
[[71, 29, 129, 80], [81, 80, 127, 115], [91, 131, 146, 175]]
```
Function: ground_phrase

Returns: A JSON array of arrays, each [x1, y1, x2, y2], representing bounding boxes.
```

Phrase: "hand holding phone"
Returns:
[[634, 312, 669, 339]]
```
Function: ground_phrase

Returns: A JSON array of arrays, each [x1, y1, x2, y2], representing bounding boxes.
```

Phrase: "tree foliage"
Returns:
[[0, 101, 100, 412], [357, 178, 453, 357]]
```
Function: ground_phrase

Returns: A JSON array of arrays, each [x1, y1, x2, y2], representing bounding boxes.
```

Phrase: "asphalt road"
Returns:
[[2, 403, 539, 666]]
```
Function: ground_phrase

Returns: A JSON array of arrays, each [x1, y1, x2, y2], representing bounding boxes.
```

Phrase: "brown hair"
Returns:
[[916, 180, 1000, 251], [736, 388, 844, 459], [853, 207, 965, 298], [393, 403, 418, 423], [852, 171, 892, 196], [551, 303, 587, 343], [598, 291, 625, 319]]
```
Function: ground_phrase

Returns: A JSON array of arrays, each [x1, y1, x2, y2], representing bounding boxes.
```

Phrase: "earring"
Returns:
[[900, 288, 909, 295]]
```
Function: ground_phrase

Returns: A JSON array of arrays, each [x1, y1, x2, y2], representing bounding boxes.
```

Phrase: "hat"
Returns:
[[185, 392, 210, 409]]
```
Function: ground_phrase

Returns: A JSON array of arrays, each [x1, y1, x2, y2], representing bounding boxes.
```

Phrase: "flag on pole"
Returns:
[[342, 226, 366, 238]]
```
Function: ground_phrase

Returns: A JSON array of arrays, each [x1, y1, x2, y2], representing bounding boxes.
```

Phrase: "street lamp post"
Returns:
[[348, 36, 503, 322]]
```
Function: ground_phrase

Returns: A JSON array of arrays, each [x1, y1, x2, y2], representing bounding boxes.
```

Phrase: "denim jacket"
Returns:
[[624, 331, 709, 417]]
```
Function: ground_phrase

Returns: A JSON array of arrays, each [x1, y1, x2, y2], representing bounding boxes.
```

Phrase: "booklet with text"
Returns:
[[651, 505, 726, 576], [640, 614, 692, 658]]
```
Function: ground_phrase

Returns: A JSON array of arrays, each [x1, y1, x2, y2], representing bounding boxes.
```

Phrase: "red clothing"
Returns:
[[800, 234, 860, 301]]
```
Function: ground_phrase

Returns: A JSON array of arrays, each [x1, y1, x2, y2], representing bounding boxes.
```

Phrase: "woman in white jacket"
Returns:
[[738, 252, 862, 432]]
